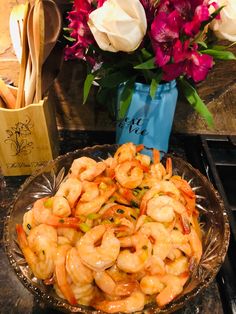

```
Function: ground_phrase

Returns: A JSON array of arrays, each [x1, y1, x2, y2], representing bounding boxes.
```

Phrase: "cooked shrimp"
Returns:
[[55, 177, 82, 208], [170, 229, 192, 258], [66, 247, 93, 285], [170, 175, 196, 212], [80, 181, 99, 202], [52, 196, 71, 217], [69, 157, 96, 178], [136, 152, 151, 167], [150, 149, 166, 181], [71, 282, 95, 305], [23, 209, 37, 235], [115, 161, 144, 189], [54, 244, 77, 305], [146, 195, 190, 233], [145, 255, 166, 275], [77, 225, 120, 271], [106, 263, 132, 282], [114, 142, 136, 163], [188, 226, 203, 263], [117, 185, 141, 207], [140, 275, 165, 295], [151, 149, 172, 180], [166, 255, 189, 276], [156, 274, 188, 307], [140, 222, 172, 260], [146, 195, 176, 223], [117, 232, 152, 273], [75, 185, 116, 216], [135, 214, 148, 231], [139, 181, 180, 215], [57, 227, 82, 245], [101, 204, 137, 222], [95, 290, 146, 313], [103, 156, 117, 177], [94, 270, 138, 296], [16, 224, 57, 280], [32, 197, 81, 228], [70, 157, 106, 181], [80, 161, 106, 181]]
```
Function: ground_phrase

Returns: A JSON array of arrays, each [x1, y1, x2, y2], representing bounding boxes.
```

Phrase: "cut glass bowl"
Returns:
[[4, 144, 230, 313]]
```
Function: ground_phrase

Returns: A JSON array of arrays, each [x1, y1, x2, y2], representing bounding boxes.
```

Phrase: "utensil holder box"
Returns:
[[0, 87, 59, 176]]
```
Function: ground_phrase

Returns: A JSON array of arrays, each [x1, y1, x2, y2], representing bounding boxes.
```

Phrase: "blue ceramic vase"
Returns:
[[116, 80, 178, 154]]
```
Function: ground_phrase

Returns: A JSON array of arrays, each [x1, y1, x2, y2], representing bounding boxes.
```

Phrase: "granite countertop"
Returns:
[[0, 131, 224, 314]]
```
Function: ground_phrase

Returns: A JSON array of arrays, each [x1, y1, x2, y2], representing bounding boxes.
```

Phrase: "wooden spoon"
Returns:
[[43, 0, 62, 62], [33, 0, 45, 103], [15, 1, 30, 109], [26, 0, 61, 105]]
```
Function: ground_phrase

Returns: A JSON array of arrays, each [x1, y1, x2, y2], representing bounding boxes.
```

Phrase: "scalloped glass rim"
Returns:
[[3, 144, 230, 314]]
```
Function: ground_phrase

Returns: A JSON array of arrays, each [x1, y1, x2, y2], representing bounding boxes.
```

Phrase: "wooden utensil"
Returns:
[[0, 77, 16, 109], [15, 1, 30, 109], [26, 0, 61, 105], [10, 3, 32, 104], [33, 0, 45, 103], [9, 4, 25, 62], [43, 0, 61, 62]]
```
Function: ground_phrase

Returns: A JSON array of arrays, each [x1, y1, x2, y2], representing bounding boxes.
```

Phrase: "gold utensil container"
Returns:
[[0, 86, 59, 176]]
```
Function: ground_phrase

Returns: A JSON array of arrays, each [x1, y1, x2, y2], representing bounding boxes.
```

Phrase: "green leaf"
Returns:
[[134, 57, 156, 70], [63, 27, 73, 32], [197, 41, 208, 49], [150, 73, 162, 99], [118, 78, 136, 119], [98, 71, 130, 88], [201, 49, 236, 60], [178, 77, 214, 128], [211, 45, 227, 51], [63, 35, 76, 42], [83, 73, 94, 104], [141, 48, 153, 60]]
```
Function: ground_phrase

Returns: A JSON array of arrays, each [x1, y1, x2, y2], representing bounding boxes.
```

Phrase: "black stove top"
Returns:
[[0, 131, 235, 314], [181, 134, 236, 314]]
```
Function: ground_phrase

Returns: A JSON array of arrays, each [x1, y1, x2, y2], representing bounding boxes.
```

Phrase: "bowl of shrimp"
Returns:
[[4, 143, 230, 313]]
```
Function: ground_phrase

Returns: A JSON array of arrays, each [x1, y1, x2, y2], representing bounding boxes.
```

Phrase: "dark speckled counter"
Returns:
[[0, 131, 224, 314]]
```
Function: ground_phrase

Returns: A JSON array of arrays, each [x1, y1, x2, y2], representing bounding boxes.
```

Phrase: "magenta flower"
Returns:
[[183, 4, 210, 36], [162, 40, 213, 82], [64, 1, 96, 64], [150, 10, 182, 66]]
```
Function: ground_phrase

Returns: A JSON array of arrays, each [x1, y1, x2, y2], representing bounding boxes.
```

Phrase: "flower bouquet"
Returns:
[[64, 0, 236, 128]]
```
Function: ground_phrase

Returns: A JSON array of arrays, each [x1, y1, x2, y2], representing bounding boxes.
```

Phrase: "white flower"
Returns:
[[210, 0, 236, 42], [88, 0, 147, 52]]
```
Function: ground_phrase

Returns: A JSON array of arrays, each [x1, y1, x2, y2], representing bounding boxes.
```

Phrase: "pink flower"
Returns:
[[64, 1, 96, 64], [150, 10, 181, 66], [162, 40, 213, 82], [183, 4, 210, 36]]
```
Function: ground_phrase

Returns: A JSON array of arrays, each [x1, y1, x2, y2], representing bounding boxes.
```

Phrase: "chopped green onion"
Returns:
[[99, 182, 107, 190], [44, 198, 53, 208], [132, 189, 139, 196], [116, 209, 125, 214], [130, 214, 137, 220], [130, 200, 139, 208], [79, 223, 91, 233], [87, 213, 100, 220]]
